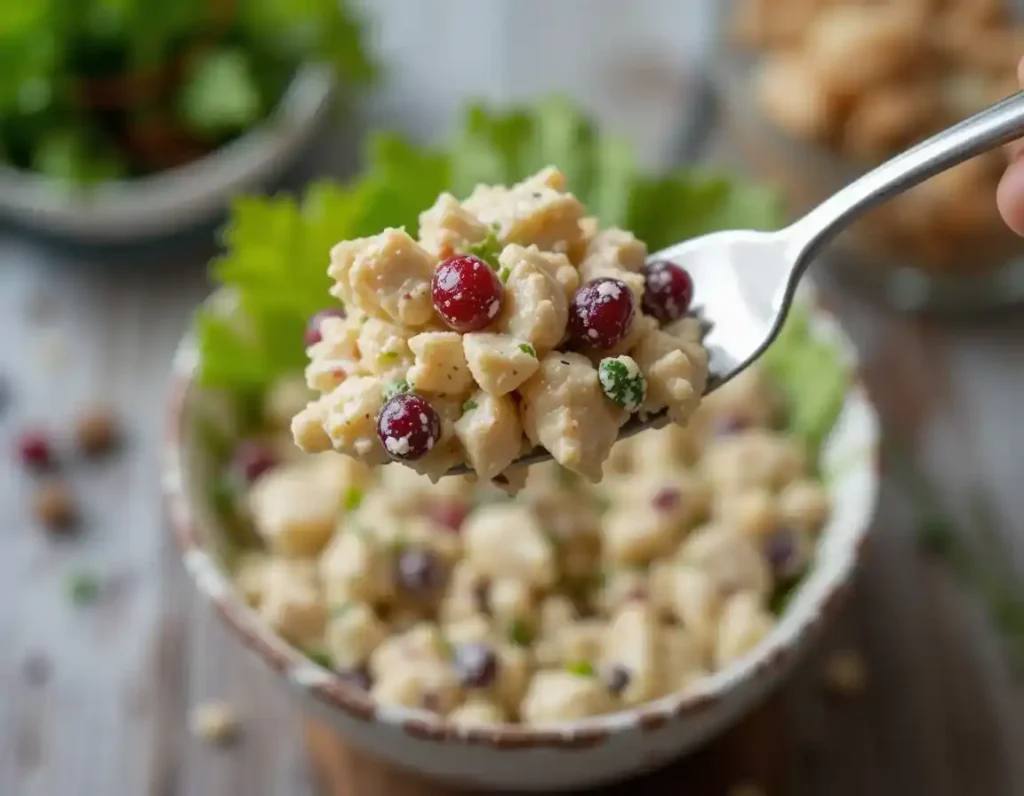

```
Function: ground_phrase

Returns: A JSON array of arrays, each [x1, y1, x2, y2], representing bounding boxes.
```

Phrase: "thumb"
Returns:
[[997, 57, 1024, 236]]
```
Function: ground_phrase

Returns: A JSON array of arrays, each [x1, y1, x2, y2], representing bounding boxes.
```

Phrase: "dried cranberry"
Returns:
[[376, 393, 441, 461], [641, 261, 693, 323], [304, 307, 347, 347], [426, 501, 468, 532], [18, 431, 53, 470], [337, 667, 372, 692], [568, 278, 635, 350], [714, 413, 748, 437], [763, 529, 799, 581], [652, 487, 681, 512], [453, 642, 499, 688], [604, 664, 631, 695], [395, 547, 445, 595], [233, 439, 278, 484], [431, 255, 503, 333]]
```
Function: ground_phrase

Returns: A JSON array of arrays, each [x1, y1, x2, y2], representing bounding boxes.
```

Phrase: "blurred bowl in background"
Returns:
[[0, 65, 335, 246], [715, 0, 1024, 314]]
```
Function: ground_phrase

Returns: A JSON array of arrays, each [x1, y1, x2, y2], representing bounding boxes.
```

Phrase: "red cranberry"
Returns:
[[568, 278, 635, 350], [425, 501, 468, 532], [376, 393, 441, 461], [304, 307, 347, 347], [641, 261, 693, 323], [233, 439, 278, 484], [431, 255, 503, 333], [763, 529, 800, 581], [453, 642, 499, 688], [395, 547, 445, 595], [652, 487, 681, 512], [18, 431, 53, 470], [604, 664, 632, 695], [714, 413, 748, 436]]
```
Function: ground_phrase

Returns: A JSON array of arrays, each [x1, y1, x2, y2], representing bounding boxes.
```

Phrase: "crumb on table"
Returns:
[[190, 701, 240, 746], [823, 649, 867, 697]]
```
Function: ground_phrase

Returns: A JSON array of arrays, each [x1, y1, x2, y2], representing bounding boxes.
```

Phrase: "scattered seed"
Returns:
[[190, 700, 240, 746], [33, 480, 77, 531], [74, 405, 120, 457], [823, 649, 867, 697]]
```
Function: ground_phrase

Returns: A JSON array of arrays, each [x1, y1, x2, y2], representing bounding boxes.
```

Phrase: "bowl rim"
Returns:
[[161, 289, 880, 750], [0, 64, 336, 241]]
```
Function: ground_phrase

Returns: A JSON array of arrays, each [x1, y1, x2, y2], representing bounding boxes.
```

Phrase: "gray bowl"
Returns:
[[0, 64, 336, 245]]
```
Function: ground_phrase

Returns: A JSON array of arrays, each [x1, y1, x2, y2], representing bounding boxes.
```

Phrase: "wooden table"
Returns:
[[2, 2, 1024, 792]]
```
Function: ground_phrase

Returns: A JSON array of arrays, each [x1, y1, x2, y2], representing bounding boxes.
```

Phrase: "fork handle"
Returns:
[[788, 90, 1024, 263]]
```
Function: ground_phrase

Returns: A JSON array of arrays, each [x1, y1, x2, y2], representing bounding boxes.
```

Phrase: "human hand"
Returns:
[[996, 58, 1024, 235]]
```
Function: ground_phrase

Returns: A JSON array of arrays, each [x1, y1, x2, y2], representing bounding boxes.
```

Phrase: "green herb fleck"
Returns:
[[383, 379, 410, 401], [303, 645, 333, 669], [518, 343, 536, 357], [565, 660, 596, 677], [67, 571, 101, 605], [769, 577, 804, 616], [498, 265, 512, 283], [598, 356, 646, 412], [330, 602, 355, 620], [343, 486, 364, 512], [462, 399, 479, 413], [506, 617, 535, 647], [591, 492, 612, 514], [377, 351, 400, 365], [465, 227, 504, 270]]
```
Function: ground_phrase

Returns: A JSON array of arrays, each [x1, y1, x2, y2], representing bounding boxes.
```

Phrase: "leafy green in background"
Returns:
[[197, 97, 782, 390], [0, 0, 375, 182]]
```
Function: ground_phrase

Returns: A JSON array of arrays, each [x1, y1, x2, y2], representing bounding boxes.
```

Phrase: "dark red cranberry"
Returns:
[[652, 487, 681, 512], [641, 261, 693, 323], [431, 255, 503, 333], [304, 307, 347, 347], [763, 529, 799, 581], [376, 393, 441, 461], [604, 664, 631, 695], [233, 439, 278, 484], [714, 413, 748, 437], [395, 547, 445, 595], [337, 667, 372, 692], [453, 642, 499, 688], [568, 278, 635, 350], [18, 431, 53, 470], [425, 501, 468, 532]]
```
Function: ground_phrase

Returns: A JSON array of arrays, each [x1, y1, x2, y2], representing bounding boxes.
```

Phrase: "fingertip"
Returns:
[[997, 158, 1024, 236]]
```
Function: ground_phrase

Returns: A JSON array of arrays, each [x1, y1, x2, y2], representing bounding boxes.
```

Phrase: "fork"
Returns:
[[451, 91, 1024, 476]]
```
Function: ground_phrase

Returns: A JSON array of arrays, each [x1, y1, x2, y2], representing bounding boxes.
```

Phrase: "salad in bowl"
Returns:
[[164, 99, 879, 791]]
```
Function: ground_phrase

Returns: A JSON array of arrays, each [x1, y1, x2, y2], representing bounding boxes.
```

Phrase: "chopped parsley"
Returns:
[[506, 617, 535, 647], [343, 486, 364, 512], [66, 571, 101, 605], [465, 225, 503, 270], [330, 602, 355, 620], [598, 356, 646, 412], [565, 660, 596, 677], [303, 645, 334, 668], [518, 343, 536, 357], [382, 379, 410, 401], [498, 265, 512, 283], [462, 398, 478, 413]]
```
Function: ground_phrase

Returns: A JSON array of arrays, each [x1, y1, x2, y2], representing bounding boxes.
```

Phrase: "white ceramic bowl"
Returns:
[[0, 65, 335, 244], [162, 289, 880, 792]]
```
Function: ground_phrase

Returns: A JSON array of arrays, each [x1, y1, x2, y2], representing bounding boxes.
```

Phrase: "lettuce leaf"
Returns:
[[196, 97, 782, 390]]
